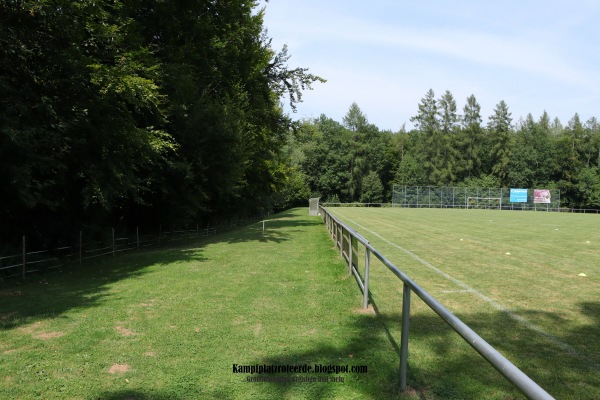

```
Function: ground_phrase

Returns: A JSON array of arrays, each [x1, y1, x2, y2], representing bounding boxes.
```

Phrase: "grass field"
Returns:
[[0, 208, 418, 400], [1, 207, 598, 399], [327, 206, 600, 399]]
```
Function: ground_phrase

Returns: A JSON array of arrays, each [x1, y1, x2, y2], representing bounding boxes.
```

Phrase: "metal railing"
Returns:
[[319, 205, 555, 400]]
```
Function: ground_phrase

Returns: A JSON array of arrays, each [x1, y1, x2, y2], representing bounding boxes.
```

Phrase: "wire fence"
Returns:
[[392, 185, 566, 211], [0, 213, 272, 281], [322, 202, 600, 213]]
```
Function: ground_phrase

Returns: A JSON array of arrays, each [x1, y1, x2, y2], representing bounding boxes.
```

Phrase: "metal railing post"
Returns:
[[400, 282, 411, 391], [363, 248, 370, 309]]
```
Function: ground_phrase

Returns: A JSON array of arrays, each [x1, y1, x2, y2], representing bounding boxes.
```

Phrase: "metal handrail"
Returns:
[[319, 205, 554, 400]]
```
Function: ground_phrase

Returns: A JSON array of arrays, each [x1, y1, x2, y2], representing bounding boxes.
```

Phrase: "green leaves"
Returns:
[[1, 0, 323, 244]]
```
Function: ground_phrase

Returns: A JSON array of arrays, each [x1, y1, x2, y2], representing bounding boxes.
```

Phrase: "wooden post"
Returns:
[[158, 224, 161, 245], [136, 226, 140, 250], [172, 224, 175, 244], [112, 228, 115, 256], [22, 235, 26, 280], [79, 230, 83, 265]]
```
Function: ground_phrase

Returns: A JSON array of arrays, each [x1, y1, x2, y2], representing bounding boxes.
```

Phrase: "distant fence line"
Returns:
[[321, 202, 600, 213], [392, 185, 566, 211], [0, 213, 272, 281]]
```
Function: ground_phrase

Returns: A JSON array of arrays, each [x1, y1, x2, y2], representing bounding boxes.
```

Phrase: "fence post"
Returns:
[[112, 228, 115, 256], [22, 235, 26, 279], [340, 226, 344, 259], [400, 282, 411, 391], [158, 224, 162, 245], [172, 224, 175, 244], [363, 248, 370, 309], [79, 230, 83, 265], [136, 227, 140, 250], [347, 230, 352, 275]]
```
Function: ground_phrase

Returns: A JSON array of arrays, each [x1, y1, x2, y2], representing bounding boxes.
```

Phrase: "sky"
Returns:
[[259, 0, 600, 132]]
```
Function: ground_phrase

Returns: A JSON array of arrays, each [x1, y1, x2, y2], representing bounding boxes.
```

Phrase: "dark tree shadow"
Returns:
[[232, 295, 600, 399], [0, 209, 323, 329]]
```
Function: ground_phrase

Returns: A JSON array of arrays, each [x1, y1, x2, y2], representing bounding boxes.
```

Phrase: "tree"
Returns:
[[436, 90, 460, 183], [392, 154, 426, 186], [583, 117, 600, 168], [486, 100, 513, 185], [296, 116, 353, 202], [456, 94, 484, 180], [576, 167, 600, 208], [0, 0, 325, 245], [360, 171, 384, 203], [343, 102, 369, 132], [411, 89, 446, 184]]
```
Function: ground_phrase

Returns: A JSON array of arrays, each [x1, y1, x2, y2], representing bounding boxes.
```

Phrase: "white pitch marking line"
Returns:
[[331, 210, 599, 369], [441, 290, 475, 293]]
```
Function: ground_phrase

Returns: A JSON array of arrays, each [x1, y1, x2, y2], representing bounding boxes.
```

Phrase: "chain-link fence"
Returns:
[[392, 186, 561, 211]]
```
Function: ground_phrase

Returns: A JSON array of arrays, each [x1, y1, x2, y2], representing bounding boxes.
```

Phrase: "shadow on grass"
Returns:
[[0, 246, 207, 330], [221, 210, 324, 245], [236, 298, 600, 400], [0, 209, 316, 330]]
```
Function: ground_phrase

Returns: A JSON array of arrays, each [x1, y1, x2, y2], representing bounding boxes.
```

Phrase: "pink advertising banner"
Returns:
[[533, 189, 551, 204]]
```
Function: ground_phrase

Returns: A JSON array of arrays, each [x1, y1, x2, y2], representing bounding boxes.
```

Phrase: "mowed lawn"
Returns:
[[328, 206, 600, 399], [1, 208, 420, 400]]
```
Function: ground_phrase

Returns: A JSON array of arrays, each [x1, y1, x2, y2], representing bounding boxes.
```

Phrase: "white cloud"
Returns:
[[262, 0, 600, 129]]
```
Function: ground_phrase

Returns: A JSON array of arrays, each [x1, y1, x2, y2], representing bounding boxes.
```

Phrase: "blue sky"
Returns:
[[260, 0, 600, 131]]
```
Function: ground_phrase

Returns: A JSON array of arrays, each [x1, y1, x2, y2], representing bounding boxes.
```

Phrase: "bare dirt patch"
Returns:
[[115, 325, 136, 336], [34, 331, 66, 340], [3, 347, 23, 355], [139, 299, 157, 307], [108, 363, 130, 374], [353, 305, 376, 316], [18, 321, 45, 335]]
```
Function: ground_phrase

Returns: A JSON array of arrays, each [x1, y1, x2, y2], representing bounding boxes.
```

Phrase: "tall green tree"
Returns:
[[456, 94, 484, 180], [0, 0, 325, 245], [486, 100, 513, 185], [411, 89, 444, 184], [360, 171, 384, 203], [436, 90, 460, 183]]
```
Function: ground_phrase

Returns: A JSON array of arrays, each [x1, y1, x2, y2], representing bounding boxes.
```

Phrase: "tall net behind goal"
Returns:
[[466, 197, 502, 209], [392, 185, 561, 210]]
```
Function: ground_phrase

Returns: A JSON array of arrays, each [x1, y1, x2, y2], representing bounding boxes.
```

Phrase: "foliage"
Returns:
[[292, 92, 600, 210], [0, 0, 324, 244], [360, 171, 384, 203]]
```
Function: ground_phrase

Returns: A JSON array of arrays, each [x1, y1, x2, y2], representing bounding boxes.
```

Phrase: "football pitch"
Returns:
[[326, 206, 600, 399]]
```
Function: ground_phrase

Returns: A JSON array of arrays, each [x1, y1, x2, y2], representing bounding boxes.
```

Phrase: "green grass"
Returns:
[[328, 207, 600, 399], [0, 208, 419, 400], [2, 207, 597, 399]]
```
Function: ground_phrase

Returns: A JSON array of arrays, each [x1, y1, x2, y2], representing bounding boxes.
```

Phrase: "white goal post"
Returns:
[[309, 198, 320, 216], [466, 197, 502, 209]]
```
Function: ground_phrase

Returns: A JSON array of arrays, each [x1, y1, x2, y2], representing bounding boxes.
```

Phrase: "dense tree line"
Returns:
[[2, 1, 597, 250], [0, 0, 323, 247], [288, 91, 600, 209]]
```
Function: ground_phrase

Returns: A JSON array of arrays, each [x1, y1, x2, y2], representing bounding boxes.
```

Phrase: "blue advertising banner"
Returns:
[[510, 188, 528, 203]]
